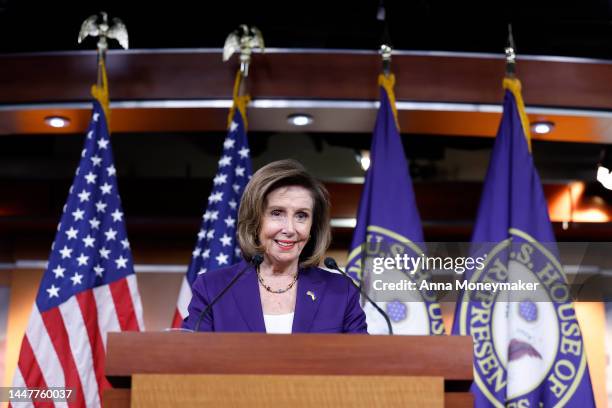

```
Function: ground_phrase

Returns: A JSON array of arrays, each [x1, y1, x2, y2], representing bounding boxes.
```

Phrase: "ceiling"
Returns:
[[1, 0, 612, 58]]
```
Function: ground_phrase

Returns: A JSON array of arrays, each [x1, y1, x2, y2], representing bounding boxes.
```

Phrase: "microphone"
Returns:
[[194, 254, 264, 332], [324, 257, 393, 335]]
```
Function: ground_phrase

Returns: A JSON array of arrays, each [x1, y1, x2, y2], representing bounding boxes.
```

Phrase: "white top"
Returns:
[[263, 312, 294, 334]]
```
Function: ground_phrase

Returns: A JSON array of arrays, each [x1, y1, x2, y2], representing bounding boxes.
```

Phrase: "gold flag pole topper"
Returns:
[[502, 24, 532, 151], [78, 11, 129, 124], [222, 25, 265, 129]]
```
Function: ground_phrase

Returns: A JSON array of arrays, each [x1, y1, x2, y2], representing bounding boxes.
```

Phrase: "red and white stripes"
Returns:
[[11, 275, 143, 408], [171, 276, 192, 328]]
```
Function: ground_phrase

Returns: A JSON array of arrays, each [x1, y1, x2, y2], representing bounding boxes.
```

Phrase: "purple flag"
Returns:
[[346, 75, 445, 335], [452, 79, 595, 407]]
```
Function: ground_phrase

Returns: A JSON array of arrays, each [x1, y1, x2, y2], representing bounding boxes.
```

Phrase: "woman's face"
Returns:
[[259, 185, 314, 268]]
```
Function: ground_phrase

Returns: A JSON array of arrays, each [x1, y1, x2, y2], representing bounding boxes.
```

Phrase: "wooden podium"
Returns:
[[104, 332, 473, 407]]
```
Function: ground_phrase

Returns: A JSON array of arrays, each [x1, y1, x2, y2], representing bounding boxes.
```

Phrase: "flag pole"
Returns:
[[377, 0, 393, 78], [378, 44, 399, 131], [78, 11, 129, 126], [379, 44, 392, 78], [223, 25, 265, 129], [505, 23, 516, 77], [502, 24, 532, 152]]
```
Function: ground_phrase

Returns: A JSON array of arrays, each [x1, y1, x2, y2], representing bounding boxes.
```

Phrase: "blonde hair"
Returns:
[[237, 159, 331, 268]]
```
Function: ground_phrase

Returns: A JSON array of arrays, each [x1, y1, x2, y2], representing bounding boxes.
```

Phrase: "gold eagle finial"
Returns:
[[78, 11, 129, 54], [223, 25, 265, 77]]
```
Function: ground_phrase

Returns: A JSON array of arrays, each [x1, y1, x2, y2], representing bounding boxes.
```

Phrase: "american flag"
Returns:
[[11, 101, 144, 407], [172, 108, 252, 327]]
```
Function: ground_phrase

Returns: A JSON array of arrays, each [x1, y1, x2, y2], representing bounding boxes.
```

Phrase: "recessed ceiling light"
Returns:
[[45, 116, 70, 128], [287, 113, 313, 127], [530, 121, 554, 135]]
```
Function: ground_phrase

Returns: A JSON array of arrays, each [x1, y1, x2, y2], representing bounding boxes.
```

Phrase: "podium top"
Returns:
[[106, 332, 473, 387]]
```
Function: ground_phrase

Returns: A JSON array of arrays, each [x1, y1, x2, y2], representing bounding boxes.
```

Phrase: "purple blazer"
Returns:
[[182, 260, 368, 333]]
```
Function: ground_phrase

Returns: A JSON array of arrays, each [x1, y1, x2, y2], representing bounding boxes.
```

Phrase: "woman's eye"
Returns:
[[296, 212, 309, 221], [271, 210, 282, 217]]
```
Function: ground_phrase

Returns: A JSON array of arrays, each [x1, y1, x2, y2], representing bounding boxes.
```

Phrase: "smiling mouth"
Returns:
[[275, 240, 296, 250], [508, 338, 542, 362]]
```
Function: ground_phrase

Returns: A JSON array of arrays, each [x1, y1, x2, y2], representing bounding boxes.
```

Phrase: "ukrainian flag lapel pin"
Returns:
[[306, 290, 316, 301]]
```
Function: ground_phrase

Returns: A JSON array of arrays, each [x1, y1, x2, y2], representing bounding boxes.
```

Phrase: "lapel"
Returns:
[[231, 261, 266, 332], [292, 266, 327, 333]]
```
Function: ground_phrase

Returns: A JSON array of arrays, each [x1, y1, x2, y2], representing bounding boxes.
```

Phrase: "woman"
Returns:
[[182, 159, 367, 333]]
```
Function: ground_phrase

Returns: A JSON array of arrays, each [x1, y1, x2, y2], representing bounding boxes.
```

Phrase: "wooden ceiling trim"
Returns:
[[2, 50, 612, 109]]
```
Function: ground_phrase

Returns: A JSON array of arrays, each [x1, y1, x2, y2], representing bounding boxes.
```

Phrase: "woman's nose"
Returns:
[[281, 217, 296, 234]]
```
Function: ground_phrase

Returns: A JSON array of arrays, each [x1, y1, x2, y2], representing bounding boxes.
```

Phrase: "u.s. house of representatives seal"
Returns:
[[456, 229, 588, 407], [346, 225, 445, 335]]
